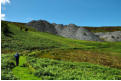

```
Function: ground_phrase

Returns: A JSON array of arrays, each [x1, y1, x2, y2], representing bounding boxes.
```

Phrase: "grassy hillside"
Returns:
[[1, 21, 121, 80], [2, 54, 121, 80]]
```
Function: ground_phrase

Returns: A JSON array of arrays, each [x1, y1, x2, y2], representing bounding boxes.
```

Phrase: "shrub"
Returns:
[[1, 21, 11, 36], [1, 54, 17, 80]]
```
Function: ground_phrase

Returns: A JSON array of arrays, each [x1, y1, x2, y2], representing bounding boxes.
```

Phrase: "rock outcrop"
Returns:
[[27, 20, 57, 34], [55, 24, 101, 41], [26, 20, 121, 42], [95, 31, 121, 42]]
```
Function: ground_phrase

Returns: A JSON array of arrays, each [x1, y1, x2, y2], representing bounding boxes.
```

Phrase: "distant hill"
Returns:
[[3, 20, 121, 32], [2, 20, 121, 42], [27, 20, 101, 41], [26, 20, 121, 41]]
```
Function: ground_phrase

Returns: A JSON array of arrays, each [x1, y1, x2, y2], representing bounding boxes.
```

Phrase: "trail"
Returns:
[[12, 56, 41, 80]]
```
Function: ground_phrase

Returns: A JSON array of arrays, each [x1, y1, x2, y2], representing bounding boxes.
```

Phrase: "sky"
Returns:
[[1, 0, 121, 26]]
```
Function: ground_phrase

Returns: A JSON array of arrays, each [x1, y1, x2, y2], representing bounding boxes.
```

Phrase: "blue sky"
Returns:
[[1, 0, 121, 26]]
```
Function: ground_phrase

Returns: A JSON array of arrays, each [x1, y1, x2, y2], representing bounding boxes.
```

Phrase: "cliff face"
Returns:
[[26, 20, 121, 42]]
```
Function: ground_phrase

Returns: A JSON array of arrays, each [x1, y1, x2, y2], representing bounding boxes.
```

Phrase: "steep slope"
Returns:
[[27, 20, 101, 41], [55, 24, 101, 41]]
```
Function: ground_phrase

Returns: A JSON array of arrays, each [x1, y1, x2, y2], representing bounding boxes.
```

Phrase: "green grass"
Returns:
[[1, 21, 121, 80], [1, 54, 41, 80], [27, 57, 121, 80], [1, 54, 18, 80], [2, 54, 121, 80], [12, 56, 41, 80]]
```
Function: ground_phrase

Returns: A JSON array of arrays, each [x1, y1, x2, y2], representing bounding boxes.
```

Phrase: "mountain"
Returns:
[[27, 20, 101, 41], [27, 19, 121, 42]]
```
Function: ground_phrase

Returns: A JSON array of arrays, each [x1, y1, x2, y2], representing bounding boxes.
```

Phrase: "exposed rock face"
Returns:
[[26, 20, 121, 42], [95, 31, 121, 42], [27, 20, 57, 34], [55, 24, 101, 41]]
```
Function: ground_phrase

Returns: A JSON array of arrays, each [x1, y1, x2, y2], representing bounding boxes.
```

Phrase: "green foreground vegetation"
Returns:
[[12, 56, 41, 80], [1, 21, 121, 80]]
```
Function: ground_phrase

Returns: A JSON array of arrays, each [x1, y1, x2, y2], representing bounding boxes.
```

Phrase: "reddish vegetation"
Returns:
[[84, 26, 121, 32], [33, 49, 121, 69]]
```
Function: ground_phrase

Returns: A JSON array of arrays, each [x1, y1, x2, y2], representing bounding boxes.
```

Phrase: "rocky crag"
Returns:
[[27, 20, 57, 34], [27, 20, 121, 42], [54, 24, 101, 41], [95, 31, 121, 42]]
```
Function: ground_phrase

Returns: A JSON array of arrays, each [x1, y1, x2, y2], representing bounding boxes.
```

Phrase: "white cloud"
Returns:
[[1, 13, 6, 20], [1, 0, 10, 5], [1, 0, 10, 20]]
